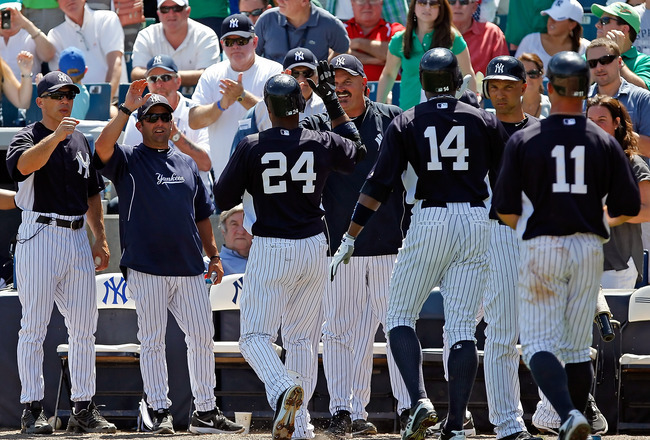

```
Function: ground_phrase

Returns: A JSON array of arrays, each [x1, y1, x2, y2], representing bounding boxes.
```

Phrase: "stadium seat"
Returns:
[[85, 83, 112, 121], [367, 81, 401, 107]]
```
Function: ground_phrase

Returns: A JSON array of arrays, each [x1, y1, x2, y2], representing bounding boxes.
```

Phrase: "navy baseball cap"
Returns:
[[330, 54, 366, 78], [283, 47, 318, 71], [146, 54, 178, 75], [37, 71, 80, 97], [221, 14, 255, 39], [137, 94, 174, 120], [58, 47, 86, 78]]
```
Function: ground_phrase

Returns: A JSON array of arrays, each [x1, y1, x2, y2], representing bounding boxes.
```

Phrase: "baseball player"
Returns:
[[6, 71, 116, 434], [493, 51, 640, 440], [214, 67, 366, 440], [300, 54, 410, 437], [331, 48, 506, 440], [93, 84, 243, 435]]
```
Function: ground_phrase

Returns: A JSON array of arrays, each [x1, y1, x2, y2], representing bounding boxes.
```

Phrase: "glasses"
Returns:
[[416, 0, 440, 6], [291, 69, 315, 79], [241, 8, 264, 17], [222, 37, 252, 47], [447, 0, 474, 5], [598, 16, 625, 26], [141, 113, 172, 123], [526, 69, 542, 79], [159, 4, 186, 13], [146, 73, 176, 83], [351, 0, 383, 4], [587, 54, 617, 68], [42, 90, 77, 100]]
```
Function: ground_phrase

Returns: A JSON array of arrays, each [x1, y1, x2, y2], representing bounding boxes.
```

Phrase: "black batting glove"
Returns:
[[307, 60, 337, 104]]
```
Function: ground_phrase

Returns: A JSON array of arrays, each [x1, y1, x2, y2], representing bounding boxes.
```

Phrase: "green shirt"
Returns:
[[22, 0, 59, 8], [504, 0, 553, 47], [189, 0, 229, 19], [388, 29, 467, 110], [623, 46, 650, 90]]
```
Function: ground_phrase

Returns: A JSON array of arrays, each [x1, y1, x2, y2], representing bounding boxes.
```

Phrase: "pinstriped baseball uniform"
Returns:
[[214, 125, 361, 439], [6, 123, 105, 404]]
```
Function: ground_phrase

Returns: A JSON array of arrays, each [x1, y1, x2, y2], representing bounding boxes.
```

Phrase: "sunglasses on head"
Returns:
[[241, 8, 264, 16], [416, 0, 440, 6], [598, 16, 625, 26], [587, 54, 617, 69], [291, 69, 315, 79], [447, 0, 473, 5], [147, 73, 176, 83], [526, 69, 542, 79], [42, 90, 77, 100], [141, 113, 172, 123], [222, 37, 252, 47], [159, 4, 186, 13]]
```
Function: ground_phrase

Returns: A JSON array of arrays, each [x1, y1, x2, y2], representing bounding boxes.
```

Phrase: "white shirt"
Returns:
[[48, 5, 126, 84], [131, 19, 221, 71], [514, 32, 589, 73], [251, 93, 326, 133], [192, 55, 283, 181], [123, 93, 212, 190], [635, 4, 650, 56], [0, 29, 41, 77]]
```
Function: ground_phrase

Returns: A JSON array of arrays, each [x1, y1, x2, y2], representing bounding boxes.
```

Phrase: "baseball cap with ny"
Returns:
[[137, 94, 174, 120], [221, 14, 255, 39], [37, 71, 81, 97]]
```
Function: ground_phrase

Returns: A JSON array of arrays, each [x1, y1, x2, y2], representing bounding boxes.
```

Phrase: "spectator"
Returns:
[[451, 0, 508, 76], [253, 0, 350, 63], [376, 0, 476, 110], [592, 1, 650, 89], [0, 5, 54, 78], [21, 0, 65, 34], [189, 0, 231, 37], [323, 0, 409, 26], [48, 0, 126, 108], [344, 0, 405, 81], [218, 204, 252, 275], [189, 14, 282, 182], [239, 0, 271, 24], [131, 0, 221, 86], [634, 0, 650, 54], [504, 0, 553, 51], [0, 52, 35, 113], [518, 52, 551, 118], [59, 46, 89, 119], [514, 0, 589, 73]]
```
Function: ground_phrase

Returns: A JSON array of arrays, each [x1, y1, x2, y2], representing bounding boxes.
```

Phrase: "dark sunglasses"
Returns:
[[140, 113, 172, 123], [241, 8, 264, 17], [42, 90, 77, 100], [291, 69, 315, 79], [146, 73, 176, 83], [587, 54, 617, 69], [416, 0, 440, 6], [598, 16, 625, 26], [447, 0, 473, 5], [159, 4, 186, 13], [526, 69, 542, 79], [222, 37, 252, 47]]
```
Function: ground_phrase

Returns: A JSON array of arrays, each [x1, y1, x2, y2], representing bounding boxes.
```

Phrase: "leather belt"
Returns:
[[422, 201, 484, 208], [36, 215, 84, 230]]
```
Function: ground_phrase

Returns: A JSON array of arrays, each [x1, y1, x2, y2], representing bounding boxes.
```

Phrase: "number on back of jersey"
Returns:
[[261, 151, 317, 194], [425, 126, 468, 171], [551, 145, 587, 194]]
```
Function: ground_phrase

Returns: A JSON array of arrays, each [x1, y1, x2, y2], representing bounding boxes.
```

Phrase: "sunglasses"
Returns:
[[241, 8, 264, 17], [146, 73, 176, 83], [222, 37, 252, 47], [447, 0, 473, 5], [140, 113, 172, 123], [42, 90, 77, 100], [159, 4, 186, 13], [587, 54, 617, 69], [526, 69, 542, 79], [416, 0, 440, 6], [291, 69, 315, 79], [598, 16, 625, 26]]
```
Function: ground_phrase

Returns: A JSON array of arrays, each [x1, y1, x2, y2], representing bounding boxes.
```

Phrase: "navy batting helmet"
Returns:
[[482, 56, 526, 99], [547, 51, 589, 98], [419, 48, 463, 94], [264, 74, 306, 117]]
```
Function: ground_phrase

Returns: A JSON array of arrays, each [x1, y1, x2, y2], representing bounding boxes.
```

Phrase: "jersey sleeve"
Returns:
[[450, 30, 467, 55], [213, 139, 249, 211], [326, 131, 357, 175], [92, 143, 129, 183], [606, 139, 642, 218], [388, 31, 405, 57], [6, 127, 36, 182]]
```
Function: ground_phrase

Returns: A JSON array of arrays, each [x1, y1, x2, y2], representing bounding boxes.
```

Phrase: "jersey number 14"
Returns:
[[425, 126, 469, 171], [261, 151, 317, 194], [551, 145, 587, 194]]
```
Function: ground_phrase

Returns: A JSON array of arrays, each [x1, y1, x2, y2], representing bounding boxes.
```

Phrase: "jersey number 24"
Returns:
[[261, 151, 316, 194]]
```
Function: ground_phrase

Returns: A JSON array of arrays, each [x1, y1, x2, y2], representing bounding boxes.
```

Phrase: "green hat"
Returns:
[[591, 2, 640, 33]]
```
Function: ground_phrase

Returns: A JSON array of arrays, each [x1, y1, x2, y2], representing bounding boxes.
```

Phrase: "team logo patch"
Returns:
[[437, 102, 448, 109], [280, 129, 290, 136], [494, 63, 504, 74], [335, 57, 346, 67], [294, 51, 305, 62], [58, 72, 68, 83], [75, 151, 90, 178], [153, 55, 163, 66], [156, 173, 185, 185]]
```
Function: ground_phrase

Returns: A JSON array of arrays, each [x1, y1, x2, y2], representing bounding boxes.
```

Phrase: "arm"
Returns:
[[16, 117, 79, 175], [455, 46, 477, 93], [170, 122, 212, 171], [376, 51, 401, 103], [197, 216, 223, 284], [177, 69, 206, 87], [497, 213, 520, 230], [621, 64, 649, 90], [189, 102, 224, 129], [2, 53, 34, 108], [219, 72, 260, 111], [11, 7, 55, 61], [626, 180, 650, 223], [129, 66, 146, 81], [86, 192, 110, 271], [349, 37, 390, 61], [0, 189, 16, 210], [105, 50, 123, 100]]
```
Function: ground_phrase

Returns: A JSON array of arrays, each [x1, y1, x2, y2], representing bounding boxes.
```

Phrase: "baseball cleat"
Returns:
[[584, 395, 608, 435], [189, 407, 244, 434], [66, 402, 117, 433], [326, 410, 352, 438], [429, 410, 475, 437], [558, 410, 590, 440], [351, 418, 378, 436], [273, 385, 304, 440], [499, 431, 543, 440], [151, 408, 174, 434], [20, 408, 54, 434], [402, 398, 438, 440], [440, 429, 466, 440]]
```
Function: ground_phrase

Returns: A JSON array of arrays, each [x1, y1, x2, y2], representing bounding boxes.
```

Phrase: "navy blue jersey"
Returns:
[[93, 143, 214, 276], [6, 122, 104, 216], [493, 114, 641, 240], [301, 99, 410, 256], [214, 126, 358, 239], [364, 97, 506, 204]]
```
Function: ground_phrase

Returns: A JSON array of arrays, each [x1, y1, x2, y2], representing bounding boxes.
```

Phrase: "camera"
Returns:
[[1, 10, 10, 30]]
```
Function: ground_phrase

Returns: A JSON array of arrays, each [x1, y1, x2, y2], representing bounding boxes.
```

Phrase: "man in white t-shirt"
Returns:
[[130, 0, 220, 87], [189, 13, 282, 182]]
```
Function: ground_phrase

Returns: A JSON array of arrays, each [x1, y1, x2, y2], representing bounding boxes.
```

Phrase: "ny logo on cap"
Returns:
[[495, 63, 504, 74], [229, 18, 239, 28], [58, 72, 67, 83], [335, 57, 346, 67], [153, 55, 163, 65], [294, 51, 305, 61], [150, 95, 161, 103]]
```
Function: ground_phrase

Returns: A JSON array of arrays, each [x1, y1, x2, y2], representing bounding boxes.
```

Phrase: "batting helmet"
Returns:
[[482, 56, 526, 99], [419, 48, 463, 94], [264, 74, 306, 117], [547, 51, 589, 98]]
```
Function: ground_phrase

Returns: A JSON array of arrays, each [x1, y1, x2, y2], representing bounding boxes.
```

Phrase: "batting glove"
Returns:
[[330, 233, 356, 281], [307, 60, 337, 104]]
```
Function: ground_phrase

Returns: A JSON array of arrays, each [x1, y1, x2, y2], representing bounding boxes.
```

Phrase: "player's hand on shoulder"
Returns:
[[53, 117, 80, 141], [329, 233, 355, 281], [307, 60, 337, 103]]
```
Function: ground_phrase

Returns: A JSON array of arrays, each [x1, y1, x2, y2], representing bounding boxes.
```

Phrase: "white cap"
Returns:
[[156, 0, 187, 7], [541, 0, 584, 23]]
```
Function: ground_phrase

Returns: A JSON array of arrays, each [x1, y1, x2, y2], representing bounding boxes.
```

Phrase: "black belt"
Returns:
[[422, 201, 484, 208], [36, 215, 84, 230]]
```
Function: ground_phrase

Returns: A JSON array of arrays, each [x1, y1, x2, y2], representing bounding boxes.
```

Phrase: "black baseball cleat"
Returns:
[[326, 410, 352, 438], [557, 410, 590, 440], [189, 407, 244, 434], [66, 402, 117, 433], [152, 408, 174, 434], [351, 418, 378, 436], [20, 407, 53, 434], [273, 385, 304, 440], [585, 395, 608, 435]]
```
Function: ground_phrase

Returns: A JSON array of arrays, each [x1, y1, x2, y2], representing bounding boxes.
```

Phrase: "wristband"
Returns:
[[324, 98, 345, 121], [210, 255, 221, 262], [217, 100, 225, 111], [351, 202, 375, 227], [118, 104, 132, 116]]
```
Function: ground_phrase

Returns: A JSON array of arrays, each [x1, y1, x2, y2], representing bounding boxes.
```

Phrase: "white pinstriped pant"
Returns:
[[322, 255, 410, 419], [127, 270, 216, 412], [239, 234, 327, 439], [16, 211, 97, 403]]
